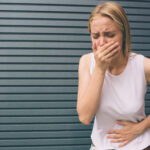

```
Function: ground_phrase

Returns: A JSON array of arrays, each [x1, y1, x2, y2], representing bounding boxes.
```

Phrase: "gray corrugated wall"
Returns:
[[0, 0, 149, 150]]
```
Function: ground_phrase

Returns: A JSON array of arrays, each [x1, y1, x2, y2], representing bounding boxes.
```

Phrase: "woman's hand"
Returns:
[[107, 120, 146, 147], [92, 41, 120, 72]]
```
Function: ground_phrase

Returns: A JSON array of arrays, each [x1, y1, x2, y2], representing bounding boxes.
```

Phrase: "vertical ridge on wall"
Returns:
[[0, 0, 149, 150]]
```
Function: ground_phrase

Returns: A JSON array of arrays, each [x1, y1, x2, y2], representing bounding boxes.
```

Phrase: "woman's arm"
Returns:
[[77, 41, 120, 125], [144, 56, 150, 84], [107, 116, 150, 147], [77, 53, 105, 125]]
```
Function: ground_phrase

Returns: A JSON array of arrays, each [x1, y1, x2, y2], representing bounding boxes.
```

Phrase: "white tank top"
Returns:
[[90, 52, 150, 150]]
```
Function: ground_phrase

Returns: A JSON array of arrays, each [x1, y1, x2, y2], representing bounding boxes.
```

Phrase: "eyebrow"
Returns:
[[105, 31, 116, 33], [92, 32, 99, 35], [92, 31, 116, 35]]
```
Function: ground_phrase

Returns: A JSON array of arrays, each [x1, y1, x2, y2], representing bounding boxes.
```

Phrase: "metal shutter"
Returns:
[[0, 0, 149, 150]]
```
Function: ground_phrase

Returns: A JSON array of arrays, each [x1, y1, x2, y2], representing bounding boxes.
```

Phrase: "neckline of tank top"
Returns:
[[106, 52, 137, 78]]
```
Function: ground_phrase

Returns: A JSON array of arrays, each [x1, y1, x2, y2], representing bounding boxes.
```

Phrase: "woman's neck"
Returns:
[[108, 53, 129, 75]]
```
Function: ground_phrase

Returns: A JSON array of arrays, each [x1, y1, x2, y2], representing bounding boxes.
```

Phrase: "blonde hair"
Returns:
[[88, 2, 131, 56]]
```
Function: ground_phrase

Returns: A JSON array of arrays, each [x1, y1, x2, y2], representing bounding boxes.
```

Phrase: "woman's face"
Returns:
[[90, 15, 123, 52]]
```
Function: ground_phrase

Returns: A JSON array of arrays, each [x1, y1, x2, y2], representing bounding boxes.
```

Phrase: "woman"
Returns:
[[77, 2, 150, 150]]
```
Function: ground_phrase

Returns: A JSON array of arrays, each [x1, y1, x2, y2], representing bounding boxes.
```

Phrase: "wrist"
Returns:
[[94, 66, 106, 76], [138, 117, 150, 133]]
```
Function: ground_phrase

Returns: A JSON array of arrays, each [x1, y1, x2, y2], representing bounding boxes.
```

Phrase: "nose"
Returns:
[[99, 36, 107, 47]]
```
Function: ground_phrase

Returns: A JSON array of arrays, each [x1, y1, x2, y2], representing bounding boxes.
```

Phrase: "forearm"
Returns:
[[139, 115, 150, 133], [77, 67, 105, 124]]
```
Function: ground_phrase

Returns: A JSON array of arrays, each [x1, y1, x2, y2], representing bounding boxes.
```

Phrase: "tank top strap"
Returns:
[[90, 52, 95, 75]]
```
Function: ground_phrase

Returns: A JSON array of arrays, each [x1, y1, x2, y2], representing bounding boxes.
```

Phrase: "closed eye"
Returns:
[[105, 32, 115, 38], [92, 33, 99, 39]]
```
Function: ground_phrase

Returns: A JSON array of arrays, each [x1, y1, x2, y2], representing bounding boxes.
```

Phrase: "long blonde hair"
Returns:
[[88, 2, 131, 56]]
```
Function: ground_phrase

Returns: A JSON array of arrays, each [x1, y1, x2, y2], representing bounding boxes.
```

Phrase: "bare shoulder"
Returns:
[[79, 53, 92, 72], [144, 56, 150, 84], [78, 53, 93, 96]]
